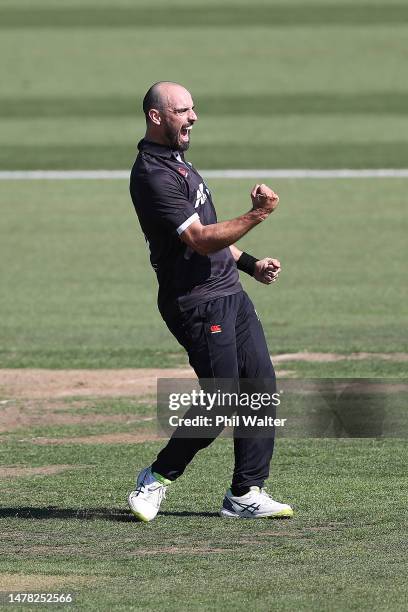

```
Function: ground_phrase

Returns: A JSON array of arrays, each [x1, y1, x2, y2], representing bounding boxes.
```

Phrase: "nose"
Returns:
[[189, 108, 197, 122]]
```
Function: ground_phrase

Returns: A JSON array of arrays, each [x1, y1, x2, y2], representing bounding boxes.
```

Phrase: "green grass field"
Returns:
[[1, 178, 407, 373], [1, 1, 408, 170], [1, 433, 407, 610], [1, 1, 407, 609]]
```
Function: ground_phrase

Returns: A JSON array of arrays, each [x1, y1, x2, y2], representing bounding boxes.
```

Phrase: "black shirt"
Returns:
[[130, 139, 242, 314]]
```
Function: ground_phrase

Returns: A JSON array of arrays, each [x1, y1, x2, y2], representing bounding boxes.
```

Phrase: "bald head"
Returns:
[[143, 81, 190, 122], [142, 81, 197, 151]]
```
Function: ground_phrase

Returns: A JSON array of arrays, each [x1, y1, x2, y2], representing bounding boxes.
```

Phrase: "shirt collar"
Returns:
[[138, 138, 183, 160]]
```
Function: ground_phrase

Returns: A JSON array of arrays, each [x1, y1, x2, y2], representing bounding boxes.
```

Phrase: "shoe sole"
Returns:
[[220, 508, 294, 519], [129, 508, 151, 523], [128, 493, 153, 523]]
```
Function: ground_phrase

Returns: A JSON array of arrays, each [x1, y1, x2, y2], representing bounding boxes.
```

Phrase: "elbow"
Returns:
[[192, 242, 211, 257], [193, 235, 216, 256], [185, 229, 212, 256], [194, 226, 218, 256], [182, 225, 217, 256]]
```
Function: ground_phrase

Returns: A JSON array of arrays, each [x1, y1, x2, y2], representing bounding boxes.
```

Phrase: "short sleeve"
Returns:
[[140, 170, 199, 235]]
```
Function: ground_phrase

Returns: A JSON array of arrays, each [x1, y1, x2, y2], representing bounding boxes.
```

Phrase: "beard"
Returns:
[[164, 123, 190, 152], [179, 140, 190, 152]]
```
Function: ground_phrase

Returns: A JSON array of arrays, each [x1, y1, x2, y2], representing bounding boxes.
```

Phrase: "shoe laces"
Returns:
[[135, 481, 167, 503], [259, 488, 273, 501]]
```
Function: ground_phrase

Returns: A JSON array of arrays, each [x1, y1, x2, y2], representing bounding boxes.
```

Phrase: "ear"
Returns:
[[149, 108, 161, 125]]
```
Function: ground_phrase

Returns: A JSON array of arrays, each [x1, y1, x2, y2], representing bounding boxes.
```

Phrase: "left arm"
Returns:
[[229, 244, 243, 262]]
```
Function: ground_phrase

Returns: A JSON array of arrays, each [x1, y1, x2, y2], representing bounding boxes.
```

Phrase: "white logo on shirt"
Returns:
[[195, 183, 208, 208]]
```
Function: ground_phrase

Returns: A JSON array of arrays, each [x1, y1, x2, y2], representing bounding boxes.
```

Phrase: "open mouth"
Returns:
[[180, 125, 192, 142]]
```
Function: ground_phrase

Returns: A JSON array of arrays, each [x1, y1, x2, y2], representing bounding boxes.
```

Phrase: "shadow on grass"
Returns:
[[0, 507, 218, 521]]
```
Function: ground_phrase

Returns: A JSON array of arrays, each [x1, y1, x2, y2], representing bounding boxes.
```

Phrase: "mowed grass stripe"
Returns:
[[3, 142, 408, 170], [1, 4, 408, 28], [1, 92, 407, 118]]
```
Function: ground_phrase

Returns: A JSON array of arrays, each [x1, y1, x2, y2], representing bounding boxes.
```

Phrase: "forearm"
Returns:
[[193, 209, 266, 255], [181, 183, 279, 256]]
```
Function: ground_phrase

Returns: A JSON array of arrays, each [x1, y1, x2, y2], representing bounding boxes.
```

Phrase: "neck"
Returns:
[[145, 129, 169, 147]]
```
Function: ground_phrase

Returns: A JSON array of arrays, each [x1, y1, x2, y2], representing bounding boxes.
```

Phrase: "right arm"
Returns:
[[180, 184, 279, 256]]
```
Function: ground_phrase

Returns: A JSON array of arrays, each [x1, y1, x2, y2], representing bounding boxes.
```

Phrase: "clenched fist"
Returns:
[[250, 184, 279, 217], [254, 258, 281, 285]]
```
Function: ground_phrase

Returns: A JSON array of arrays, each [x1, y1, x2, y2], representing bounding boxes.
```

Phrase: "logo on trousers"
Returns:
[[210, 324, 222, 334]]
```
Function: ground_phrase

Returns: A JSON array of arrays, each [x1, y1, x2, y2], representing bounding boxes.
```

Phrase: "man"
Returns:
[[128, 81, 293, 521]]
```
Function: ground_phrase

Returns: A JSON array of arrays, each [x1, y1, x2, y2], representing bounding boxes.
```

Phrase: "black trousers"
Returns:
[[152, 291, 276, 488]]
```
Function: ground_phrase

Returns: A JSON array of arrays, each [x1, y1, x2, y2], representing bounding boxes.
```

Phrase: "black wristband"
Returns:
[[236, 252, 258, 276]]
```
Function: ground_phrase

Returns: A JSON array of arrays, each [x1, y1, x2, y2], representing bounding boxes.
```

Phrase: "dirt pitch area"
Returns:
[[0, 353, 405, 446], [0, 368, 194, 400], [1, 352, 405, 400], [0, 573, 97, 591]]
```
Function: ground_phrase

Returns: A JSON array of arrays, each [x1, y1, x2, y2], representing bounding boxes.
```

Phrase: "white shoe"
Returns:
[[220, 486, 294, 519], [128, 467, 168, 522]]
